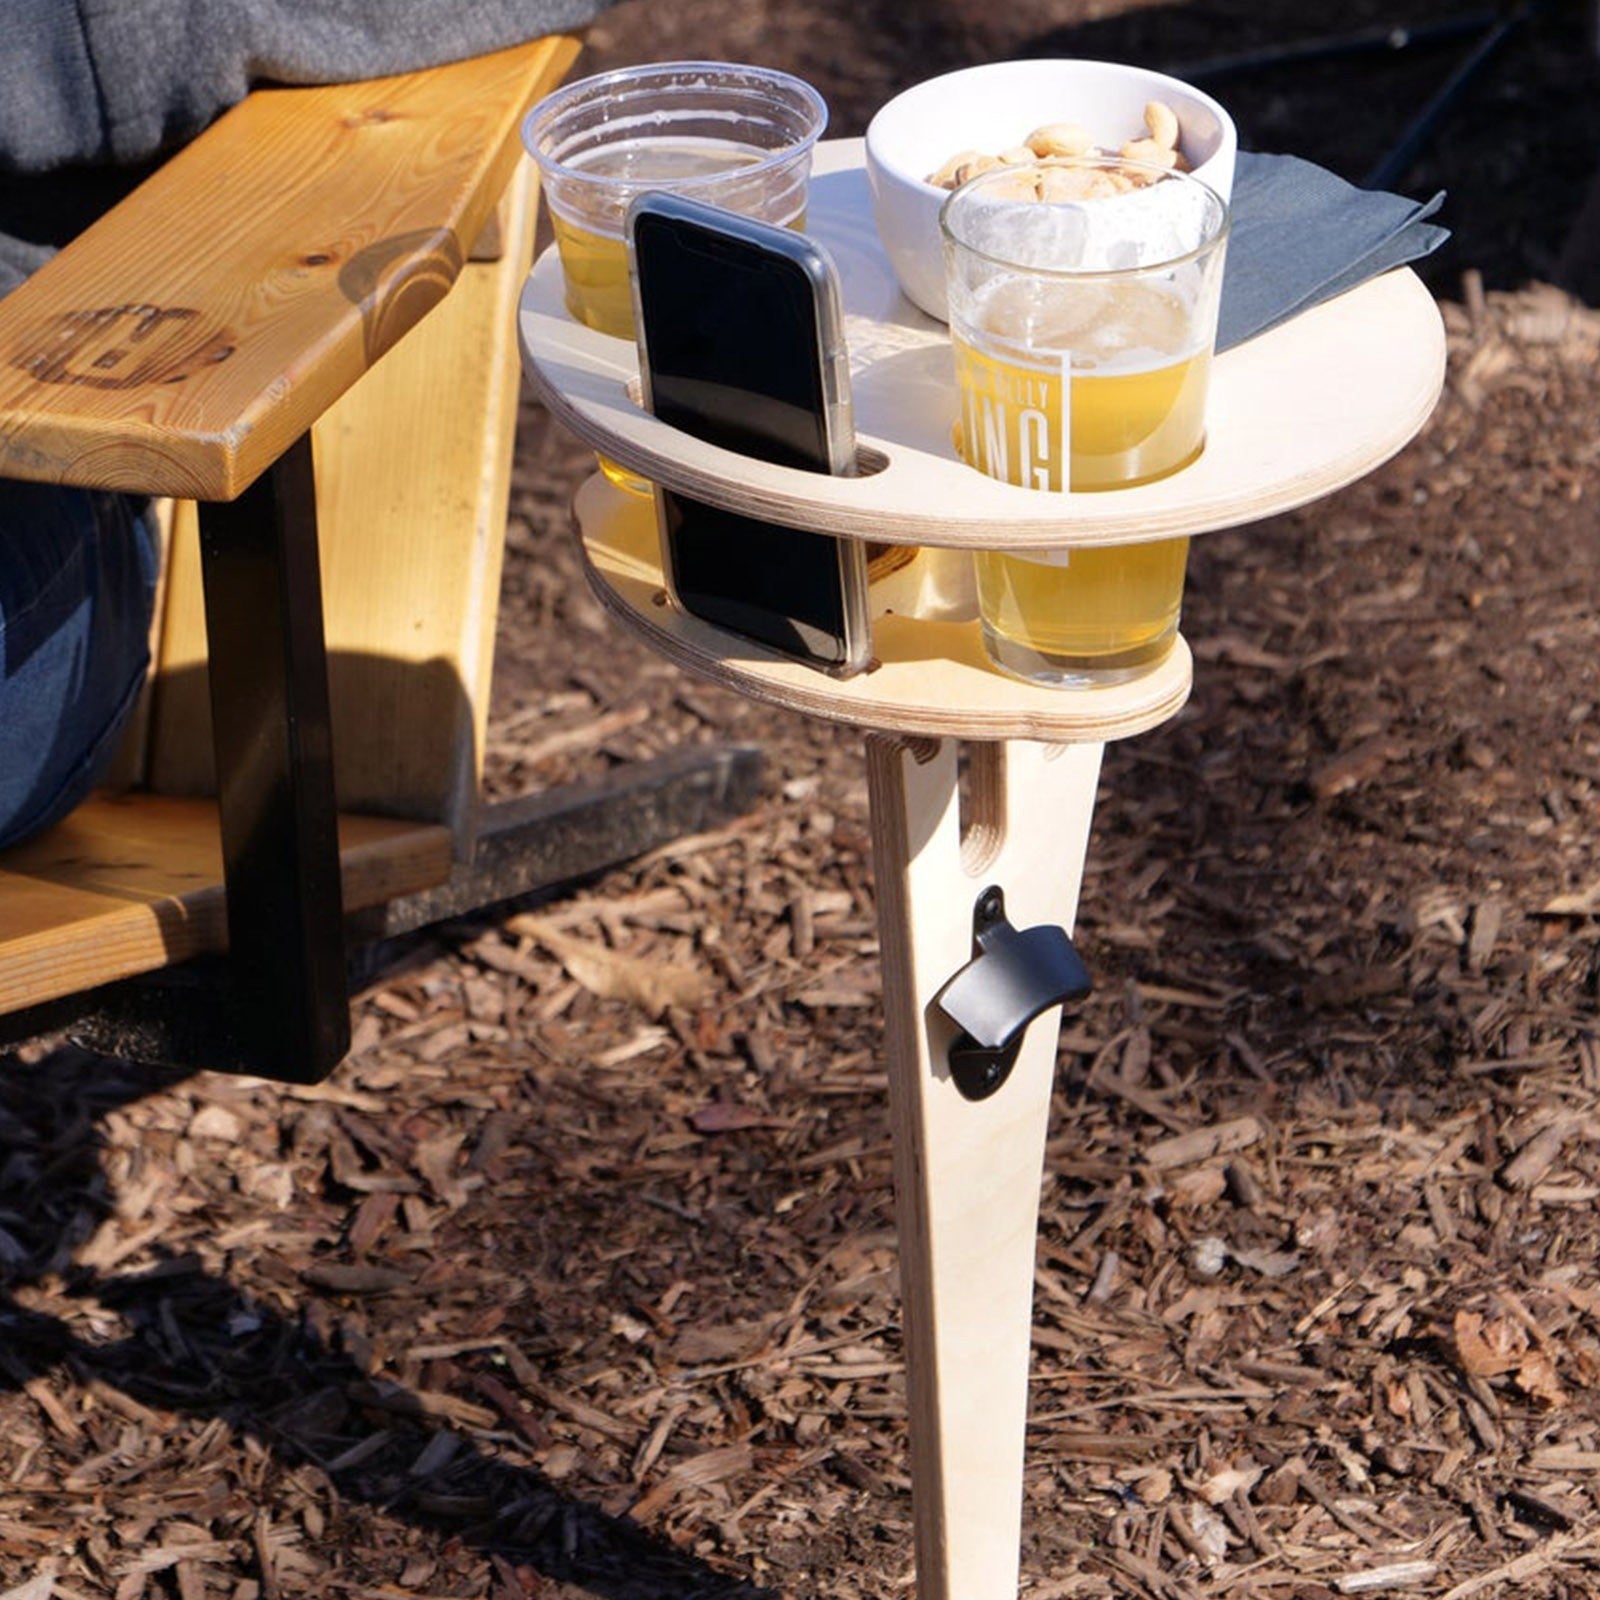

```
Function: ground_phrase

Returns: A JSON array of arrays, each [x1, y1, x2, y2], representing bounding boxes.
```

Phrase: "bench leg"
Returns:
[[866, 734, 1103, 1600], [197, 432, 350, 1081]]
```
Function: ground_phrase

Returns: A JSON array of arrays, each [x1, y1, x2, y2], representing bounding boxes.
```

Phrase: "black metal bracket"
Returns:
[[934, 886, 1092, 1102]]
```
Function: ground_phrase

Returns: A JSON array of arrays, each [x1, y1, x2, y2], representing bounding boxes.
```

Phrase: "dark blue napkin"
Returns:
[[1217, 151, 1448, 351]]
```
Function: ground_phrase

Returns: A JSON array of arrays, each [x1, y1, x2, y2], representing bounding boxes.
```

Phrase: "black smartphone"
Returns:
[[626, 192, 870, 676]]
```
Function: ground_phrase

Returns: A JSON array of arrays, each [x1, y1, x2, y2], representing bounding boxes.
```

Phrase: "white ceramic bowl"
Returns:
[[864, 59, 1237, 320]]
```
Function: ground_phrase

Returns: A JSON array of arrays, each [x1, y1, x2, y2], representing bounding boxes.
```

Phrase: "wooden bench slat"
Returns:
[[0, 34, 578, 501], [143, 157, 544, 831], [0, 795, 451, 1015]]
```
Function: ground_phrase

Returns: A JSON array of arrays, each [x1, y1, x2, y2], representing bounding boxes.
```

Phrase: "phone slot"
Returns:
[[625, 372, 890, 483]]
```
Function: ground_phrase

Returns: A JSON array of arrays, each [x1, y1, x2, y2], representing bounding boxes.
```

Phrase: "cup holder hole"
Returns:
[[618, 380, 890, 480]]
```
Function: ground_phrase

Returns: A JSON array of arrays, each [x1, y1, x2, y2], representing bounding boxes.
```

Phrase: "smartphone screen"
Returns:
[[629, 198, 868, 673]]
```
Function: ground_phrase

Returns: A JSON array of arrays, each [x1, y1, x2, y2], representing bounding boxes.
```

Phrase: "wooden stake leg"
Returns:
[[866, 734, 1103, 1600]]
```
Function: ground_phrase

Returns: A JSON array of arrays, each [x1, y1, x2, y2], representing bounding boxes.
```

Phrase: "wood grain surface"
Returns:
[[0, 35, 578, 501], [144, 157, 543, 834], [866, 734, 1105, 1600]]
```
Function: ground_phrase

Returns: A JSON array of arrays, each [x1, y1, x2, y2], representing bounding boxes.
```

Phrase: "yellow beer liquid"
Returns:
[[952, 277, 1209, 491], [551, 138, 800, 338], [1066, 354, 1208, 490], [975, 537, 1190, 676], [953, 276, 1208, 680], [550, 210, 640, 342], [551, 138, 805, 494]]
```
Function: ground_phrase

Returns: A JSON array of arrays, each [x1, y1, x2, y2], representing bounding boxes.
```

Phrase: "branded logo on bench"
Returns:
[[15, 304, 235, 389]]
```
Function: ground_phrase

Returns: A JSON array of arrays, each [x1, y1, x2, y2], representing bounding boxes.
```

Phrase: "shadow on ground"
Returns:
[[0, 1048, 778, 1599]]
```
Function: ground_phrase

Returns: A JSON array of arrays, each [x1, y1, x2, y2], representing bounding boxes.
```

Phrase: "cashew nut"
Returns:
[[1143, 100, 1180, 150], [953, 153, 1004, 186], [926, 101, 1191, 199], [1119, 137, 1179, 170], [1038, 163, 1119, 202], [1025, 121, 1096, 159], [926, 149, 989, 188]]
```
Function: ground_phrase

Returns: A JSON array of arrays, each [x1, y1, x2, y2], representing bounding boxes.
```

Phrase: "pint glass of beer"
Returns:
[[940, 157, 1229, 686]]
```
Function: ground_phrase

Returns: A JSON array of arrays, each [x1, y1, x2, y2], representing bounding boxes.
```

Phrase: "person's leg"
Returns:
[[0, 483, 158, 848]]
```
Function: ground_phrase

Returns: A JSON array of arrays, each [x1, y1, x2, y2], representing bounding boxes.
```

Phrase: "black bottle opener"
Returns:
[[934, 885, 1092, 1102]]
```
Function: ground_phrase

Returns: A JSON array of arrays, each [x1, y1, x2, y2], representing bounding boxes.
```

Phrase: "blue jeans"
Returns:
[[0, 484, 158, 849]]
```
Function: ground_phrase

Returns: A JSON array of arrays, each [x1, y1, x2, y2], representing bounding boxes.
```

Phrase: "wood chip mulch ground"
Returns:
[[6, 3, 1600, 1597]]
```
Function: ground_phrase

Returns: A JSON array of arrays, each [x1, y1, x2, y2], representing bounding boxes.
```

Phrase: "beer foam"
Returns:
[[960, 179, 1215, 274]]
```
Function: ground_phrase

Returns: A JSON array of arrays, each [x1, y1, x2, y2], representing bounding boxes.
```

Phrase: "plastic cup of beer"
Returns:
[[523, 61, 828, 339], [523, 62, 826, 496], [940, 157, 1229, 686]]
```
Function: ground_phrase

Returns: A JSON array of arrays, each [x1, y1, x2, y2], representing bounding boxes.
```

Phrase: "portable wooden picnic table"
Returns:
[[520, 139, 1446, 1600]]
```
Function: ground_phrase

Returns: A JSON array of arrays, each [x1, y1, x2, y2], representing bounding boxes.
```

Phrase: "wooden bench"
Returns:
[[0, 39, 760, 1081]]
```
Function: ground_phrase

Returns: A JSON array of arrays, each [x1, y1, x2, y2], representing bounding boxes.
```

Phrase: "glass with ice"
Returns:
[[941, 156, 1229, 686]]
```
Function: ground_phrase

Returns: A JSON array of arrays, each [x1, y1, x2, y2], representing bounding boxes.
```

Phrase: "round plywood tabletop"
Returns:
[[520, 140, 1448, 552]]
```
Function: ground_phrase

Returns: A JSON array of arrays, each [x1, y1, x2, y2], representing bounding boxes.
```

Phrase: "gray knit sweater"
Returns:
[[0, 0, 621, 295]]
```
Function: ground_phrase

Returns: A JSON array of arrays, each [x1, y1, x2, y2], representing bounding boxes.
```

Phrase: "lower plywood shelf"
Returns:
[[573, 474, 1193, 744]]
